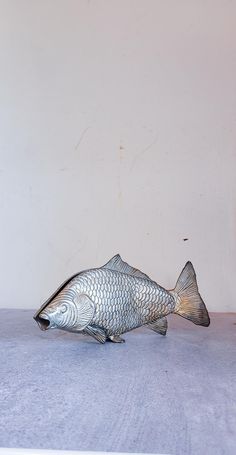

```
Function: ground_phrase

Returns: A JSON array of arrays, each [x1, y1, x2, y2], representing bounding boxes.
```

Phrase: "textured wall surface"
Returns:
[[0, 1, 235, 310]]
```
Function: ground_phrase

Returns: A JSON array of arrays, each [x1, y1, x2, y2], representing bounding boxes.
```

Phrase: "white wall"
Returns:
[[0, 0, 235, 311]]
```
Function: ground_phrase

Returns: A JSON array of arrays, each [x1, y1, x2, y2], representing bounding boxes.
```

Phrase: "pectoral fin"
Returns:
[[147, 317, 168, 336], [73, 294, 95, 331], [84, 325, 107, 344]]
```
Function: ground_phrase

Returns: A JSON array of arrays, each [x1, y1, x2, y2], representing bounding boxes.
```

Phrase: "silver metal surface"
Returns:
[[34, 254, 210, 343]]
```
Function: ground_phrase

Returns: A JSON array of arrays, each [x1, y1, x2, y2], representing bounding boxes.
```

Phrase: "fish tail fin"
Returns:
[[172, 262, 210, 327]]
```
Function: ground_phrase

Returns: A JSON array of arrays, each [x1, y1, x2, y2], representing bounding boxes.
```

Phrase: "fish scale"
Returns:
[[34, 254, 210, 343], [68, 267, 175, 335]]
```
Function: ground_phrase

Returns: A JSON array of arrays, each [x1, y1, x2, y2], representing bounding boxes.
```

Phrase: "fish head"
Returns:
[[34, 286, 95, 332], [37, 300, 72, 330]]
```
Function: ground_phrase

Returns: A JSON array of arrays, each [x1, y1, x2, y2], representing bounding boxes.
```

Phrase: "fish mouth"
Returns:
[[34, 312, 51, 331]]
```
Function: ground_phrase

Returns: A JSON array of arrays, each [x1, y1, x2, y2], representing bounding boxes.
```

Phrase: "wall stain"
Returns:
[[130, 136, 158, 171], [117, 143, 125, 207], [74, 127, 90, 151]]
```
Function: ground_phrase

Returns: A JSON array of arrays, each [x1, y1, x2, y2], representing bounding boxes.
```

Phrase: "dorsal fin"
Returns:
[[102, 254, 151, 280]]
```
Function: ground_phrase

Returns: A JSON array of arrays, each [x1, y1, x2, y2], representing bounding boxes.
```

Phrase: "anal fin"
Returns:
[[84, 326, 107, 344], [147, 317, 168, 336]]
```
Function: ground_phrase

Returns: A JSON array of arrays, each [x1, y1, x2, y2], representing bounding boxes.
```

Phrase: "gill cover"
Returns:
[[73, 294, 95, 331]]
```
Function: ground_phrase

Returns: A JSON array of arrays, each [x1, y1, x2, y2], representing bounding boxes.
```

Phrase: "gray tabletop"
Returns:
[[0, 310, 235, 455]]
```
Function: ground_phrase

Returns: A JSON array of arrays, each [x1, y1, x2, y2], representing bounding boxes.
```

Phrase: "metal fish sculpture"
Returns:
[[34, 254, 210, 343]]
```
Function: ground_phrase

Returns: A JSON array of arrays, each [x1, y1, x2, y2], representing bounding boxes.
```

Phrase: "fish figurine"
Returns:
[[34, 254, 210, 343]]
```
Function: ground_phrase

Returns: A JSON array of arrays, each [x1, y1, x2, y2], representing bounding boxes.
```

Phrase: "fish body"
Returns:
[[34, 254, 210, 343]]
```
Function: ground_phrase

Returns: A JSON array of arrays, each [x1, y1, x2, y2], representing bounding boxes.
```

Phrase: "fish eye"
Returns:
[[61, 304, 67, 314]]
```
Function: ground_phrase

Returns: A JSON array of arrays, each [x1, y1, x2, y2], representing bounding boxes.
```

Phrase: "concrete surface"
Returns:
[[0, 451, 168, 455], [0, 310, 235, 455]]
